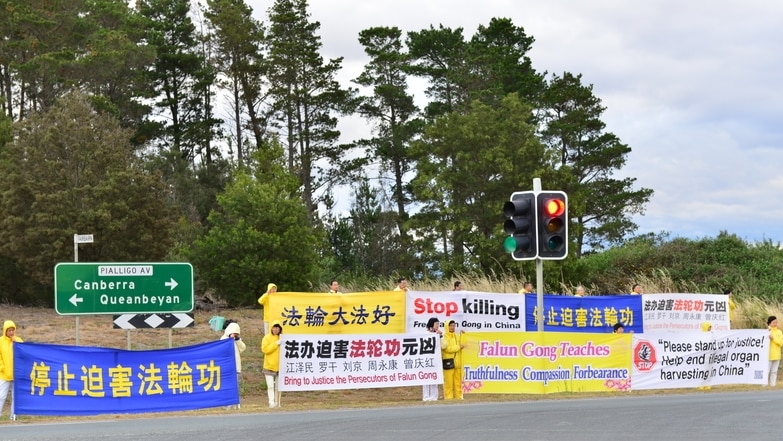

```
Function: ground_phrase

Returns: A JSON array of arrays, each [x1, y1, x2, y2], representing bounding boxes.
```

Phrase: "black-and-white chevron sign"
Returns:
[[113, 313, 195, 329]]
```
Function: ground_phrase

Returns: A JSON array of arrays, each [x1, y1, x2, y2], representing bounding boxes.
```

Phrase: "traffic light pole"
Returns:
[[533, 178, 544, 332]]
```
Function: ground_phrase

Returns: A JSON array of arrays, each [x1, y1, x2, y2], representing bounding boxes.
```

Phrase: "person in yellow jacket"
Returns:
[[441, 319, 465, 400], [257, 283, 277, 335], [0, 320, 23, 420], [768, 316, 783, 387], [724, 289, 736, 327], [261, 320, 283, 407], [517, 282, 534, 294]]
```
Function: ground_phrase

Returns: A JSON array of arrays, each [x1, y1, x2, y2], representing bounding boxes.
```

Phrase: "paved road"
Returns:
[[2, 390, 779, 441]]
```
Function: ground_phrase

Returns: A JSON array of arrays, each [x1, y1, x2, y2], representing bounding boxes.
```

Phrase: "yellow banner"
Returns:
[[461, 332, 632, 394], [267, 292, 406, 334]]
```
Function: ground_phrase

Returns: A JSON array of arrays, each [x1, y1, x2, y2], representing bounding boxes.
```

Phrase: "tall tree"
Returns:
[[353, 26, 422, 242], [0, 92, 174, 304], [407, 18, 545, 118], [539, 72, 653, 254], [265, 0, 353, 221], [406, 24, 467, 118], [409, 94, 549, 275], [137, 0, 219, 163], [204, 0, 269, 163], [0, 0, 155, 130]]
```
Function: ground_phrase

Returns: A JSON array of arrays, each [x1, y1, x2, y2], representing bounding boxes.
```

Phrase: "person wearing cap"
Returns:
[[262, 321, 283, 407], [422, 317, 442, 401], [0, 320, 23, 420], [257, 283, 277, 335], [220, 321, 246, 408], [441, 319, 465, 400]]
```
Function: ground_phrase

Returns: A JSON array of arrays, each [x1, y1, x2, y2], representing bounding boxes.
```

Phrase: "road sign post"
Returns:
[[55, 263, 194, 315]]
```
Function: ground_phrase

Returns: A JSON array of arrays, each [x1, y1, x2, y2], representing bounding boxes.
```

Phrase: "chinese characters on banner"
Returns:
[[279, 334, 443, 391], [268, 292, 406, 334], [267, 291, 729, 334], [14, 339, 238, 416], [641, 293, 731, 331]]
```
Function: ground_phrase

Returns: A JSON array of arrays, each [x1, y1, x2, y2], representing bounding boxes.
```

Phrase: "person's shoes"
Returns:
[[10, 414, 17, 421]]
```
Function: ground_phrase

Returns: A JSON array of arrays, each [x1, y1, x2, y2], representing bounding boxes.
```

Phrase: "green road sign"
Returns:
[[55, 263, 194, 315]]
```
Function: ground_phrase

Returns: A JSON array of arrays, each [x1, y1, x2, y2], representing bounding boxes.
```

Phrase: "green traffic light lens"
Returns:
[[546, 236, 564, 250], [504, 236, 531, 253], [504, 236, 517, 253]]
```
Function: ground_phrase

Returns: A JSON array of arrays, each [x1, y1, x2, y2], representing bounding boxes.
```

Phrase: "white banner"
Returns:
[[641, 293, 731, 332], [406, 291, 525, 332], [631, 330, 768, 390], [279, 333, 443, 391]]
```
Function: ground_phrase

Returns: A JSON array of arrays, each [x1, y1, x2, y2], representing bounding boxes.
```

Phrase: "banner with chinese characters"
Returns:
[[640, 293, 730, 331], [524, 294, 641, 333], [278, 333, 443, 391], [631, 330, 768, 390], [406, 291, 525, 332], [13, 339, 238, 416], [461, 331, 632, 394], [268, 292, 406, 334]]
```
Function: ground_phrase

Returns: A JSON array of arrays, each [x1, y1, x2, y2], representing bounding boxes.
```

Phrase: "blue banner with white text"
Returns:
[[525, 294, 642, 333], [13, 339, 238, 416]]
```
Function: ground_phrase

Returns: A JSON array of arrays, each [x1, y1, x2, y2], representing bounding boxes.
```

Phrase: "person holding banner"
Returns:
[[767, 316, 783, 387], [221, 321, 246, 408], [262, 321, 283, 407], [0, 320, 22, 420], [257, 283, 277, 334], [442, 319, 465, 400], [422, 317, 442, 401]]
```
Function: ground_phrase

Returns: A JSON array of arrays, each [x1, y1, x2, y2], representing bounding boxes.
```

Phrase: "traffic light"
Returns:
[[537, 191, 568, 259], [503, 192, 537, 260]]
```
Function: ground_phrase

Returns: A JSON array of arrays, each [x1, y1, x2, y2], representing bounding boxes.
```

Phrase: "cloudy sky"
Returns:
[[247, 0, 783, 244]]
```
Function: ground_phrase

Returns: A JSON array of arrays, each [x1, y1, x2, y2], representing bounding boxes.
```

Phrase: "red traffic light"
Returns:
[[542, 198, 565, 217], [537, 192, 568, 260]]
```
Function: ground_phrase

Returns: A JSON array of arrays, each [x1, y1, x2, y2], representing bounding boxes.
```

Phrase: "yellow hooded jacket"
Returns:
[[770, 324, 783, 362], [441, 320, 462, 367], [257, 283, 277, 322], [261, 321, 282, 372], [0, 320, 23, 381]]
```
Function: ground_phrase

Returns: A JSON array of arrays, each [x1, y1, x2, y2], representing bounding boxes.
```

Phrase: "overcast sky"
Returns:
[[246, 0, 783, 244]]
